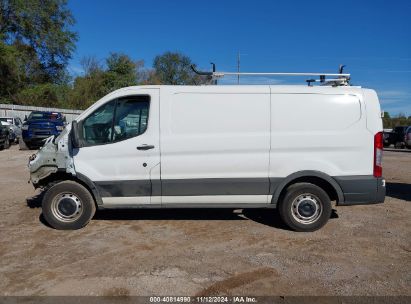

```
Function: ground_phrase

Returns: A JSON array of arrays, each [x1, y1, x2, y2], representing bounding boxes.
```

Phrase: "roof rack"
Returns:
[[191, 64, 351, 86]]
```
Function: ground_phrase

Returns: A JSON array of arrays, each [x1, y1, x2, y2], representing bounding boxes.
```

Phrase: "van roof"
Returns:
[[113, 84, 366, 95], [77, 84, 372, 122]]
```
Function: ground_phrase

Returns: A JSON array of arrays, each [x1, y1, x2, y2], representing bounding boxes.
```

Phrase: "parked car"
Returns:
[[22, 111, 65, 149], [405, 126, 411, 149], [383, 130, 394, 147], [0, 123, 10, 150], [29, 84, 385, 231], [0, 121, 17, 143], [390, 126, 408, 149], [0, 117, 23, 143]]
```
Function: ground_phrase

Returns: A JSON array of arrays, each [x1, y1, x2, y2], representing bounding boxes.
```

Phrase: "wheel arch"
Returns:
[[271, 170, 344, 206], [37, 171, 103, 206]]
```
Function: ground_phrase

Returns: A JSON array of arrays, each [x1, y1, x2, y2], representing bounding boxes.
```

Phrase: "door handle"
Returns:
[[137, 144, 155, 150]]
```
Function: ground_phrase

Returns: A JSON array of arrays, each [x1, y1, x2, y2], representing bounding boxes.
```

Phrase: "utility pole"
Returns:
[[210, 62, 217, 85], [237, 52, 247, 84]]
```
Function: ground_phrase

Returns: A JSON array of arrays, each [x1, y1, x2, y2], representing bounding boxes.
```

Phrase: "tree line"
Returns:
[[382, 112, 411, 129], [0, 0, 206, 110]]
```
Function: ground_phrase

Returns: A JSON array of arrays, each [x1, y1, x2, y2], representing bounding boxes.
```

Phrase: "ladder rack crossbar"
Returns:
[[190, 65, 351, 86], [214, 72, 350, 77], [307, 78, 348, 82]]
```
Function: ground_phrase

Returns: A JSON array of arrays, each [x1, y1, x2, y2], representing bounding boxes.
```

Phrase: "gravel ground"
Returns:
[[0, 145, 410, 296]]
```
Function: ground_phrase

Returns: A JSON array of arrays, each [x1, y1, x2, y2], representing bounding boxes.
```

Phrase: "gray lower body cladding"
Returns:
[[93, 175, 385, 207], [334, 176, 385, 205], [162, 178, 269, 196], [96, 178, 269, 197]]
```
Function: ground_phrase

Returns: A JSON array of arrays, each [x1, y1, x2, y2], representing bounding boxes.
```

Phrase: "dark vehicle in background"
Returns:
[[405, 126, 411, 149], [383, 130, 394, 148], [0, 123, 10, 150], [22, 111, 65, 149], [385, 126, 409, 149]]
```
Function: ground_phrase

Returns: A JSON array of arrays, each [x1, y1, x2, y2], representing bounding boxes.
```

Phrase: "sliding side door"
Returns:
[[160, 87, 271, 205]]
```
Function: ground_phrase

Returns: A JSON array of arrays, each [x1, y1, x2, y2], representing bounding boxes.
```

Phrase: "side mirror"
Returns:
[[71, 121, 81, 148], [24, 115, 27, 122]]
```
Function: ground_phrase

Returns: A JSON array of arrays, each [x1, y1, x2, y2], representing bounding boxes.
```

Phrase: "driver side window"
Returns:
[[81, 95, 150, 146], [112, 96, 150, 142]]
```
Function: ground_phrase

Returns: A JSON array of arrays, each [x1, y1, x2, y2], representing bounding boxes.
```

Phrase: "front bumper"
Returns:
[[335, 176, 385, 206], [23, 136, 50, 147]]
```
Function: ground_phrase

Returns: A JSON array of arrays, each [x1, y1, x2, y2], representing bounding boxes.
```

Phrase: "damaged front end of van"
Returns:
[[28, 126, 75, 188]]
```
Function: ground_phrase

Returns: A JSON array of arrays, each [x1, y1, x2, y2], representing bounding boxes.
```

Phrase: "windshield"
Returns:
[[28, 112, 62, 120]]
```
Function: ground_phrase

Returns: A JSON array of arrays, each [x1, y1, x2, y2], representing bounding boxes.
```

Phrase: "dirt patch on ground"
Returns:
[[0, 145, 410, 296], [196, 268, 278, 296]]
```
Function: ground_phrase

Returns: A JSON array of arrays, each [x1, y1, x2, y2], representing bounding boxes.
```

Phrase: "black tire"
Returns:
[[394, 142, 404, 149], [278, 182, 332, 232], [4, 137, 10, 149], [19, 140, 28, 150], [42, 181, 96, 230]]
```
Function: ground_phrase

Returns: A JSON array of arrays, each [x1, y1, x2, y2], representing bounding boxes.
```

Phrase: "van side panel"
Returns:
[[160, 88, 271, 203], [269, 92, 371, 177], [269, 90, 385, 205]]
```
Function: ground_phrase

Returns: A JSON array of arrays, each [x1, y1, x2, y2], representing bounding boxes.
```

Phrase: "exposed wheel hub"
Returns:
[[298, 200, 316, 217], [51, 193, 83, 222], [58, 197, 78, 216], [291, 194, 322, 224]]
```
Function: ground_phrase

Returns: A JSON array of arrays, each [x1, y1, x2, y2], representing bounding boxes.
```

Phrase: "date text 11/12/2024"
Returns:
[[149, 296, 257, 303]]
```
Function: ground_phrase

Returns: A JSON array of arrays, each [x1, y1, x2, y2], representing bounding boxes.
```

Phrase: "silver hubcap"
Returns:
[[51, 193, 83, 222], [291, 193, 322, 224]]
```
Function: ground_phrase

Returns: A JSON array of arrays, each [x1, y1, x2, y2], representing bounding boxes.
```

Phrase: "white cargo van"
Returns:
[[28, 81, 385, 231]]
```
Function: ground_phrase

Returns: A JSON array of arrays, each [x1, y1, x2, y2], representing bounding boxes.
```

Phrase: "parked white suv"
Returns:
[[28, 85, 385, 231], [0, 116, 22, 143]]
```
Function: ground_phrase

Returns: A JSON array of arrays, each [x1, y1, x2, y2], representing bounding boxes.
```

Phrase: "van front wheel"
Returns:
[[279, 183, 332, 232], [42, 181, 96, 230]]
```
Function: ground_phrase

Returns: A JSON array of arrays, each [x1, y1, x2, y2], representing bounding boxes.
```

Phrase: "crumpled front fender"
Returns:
[[28, 129, 75, 187]]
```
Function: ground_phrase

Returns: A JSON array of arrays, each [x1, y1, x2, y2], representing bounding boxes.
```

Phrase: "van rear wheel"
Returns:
[[279, 183, 332, 232], [42, 181, 96, 230]]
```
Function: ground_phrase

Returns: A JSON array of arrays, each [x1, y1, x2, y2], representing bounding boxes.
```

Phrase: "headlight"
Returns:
[[56, 125, 64, 131], [29, 153, 36, 162], [22, 125, 29, 130]]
